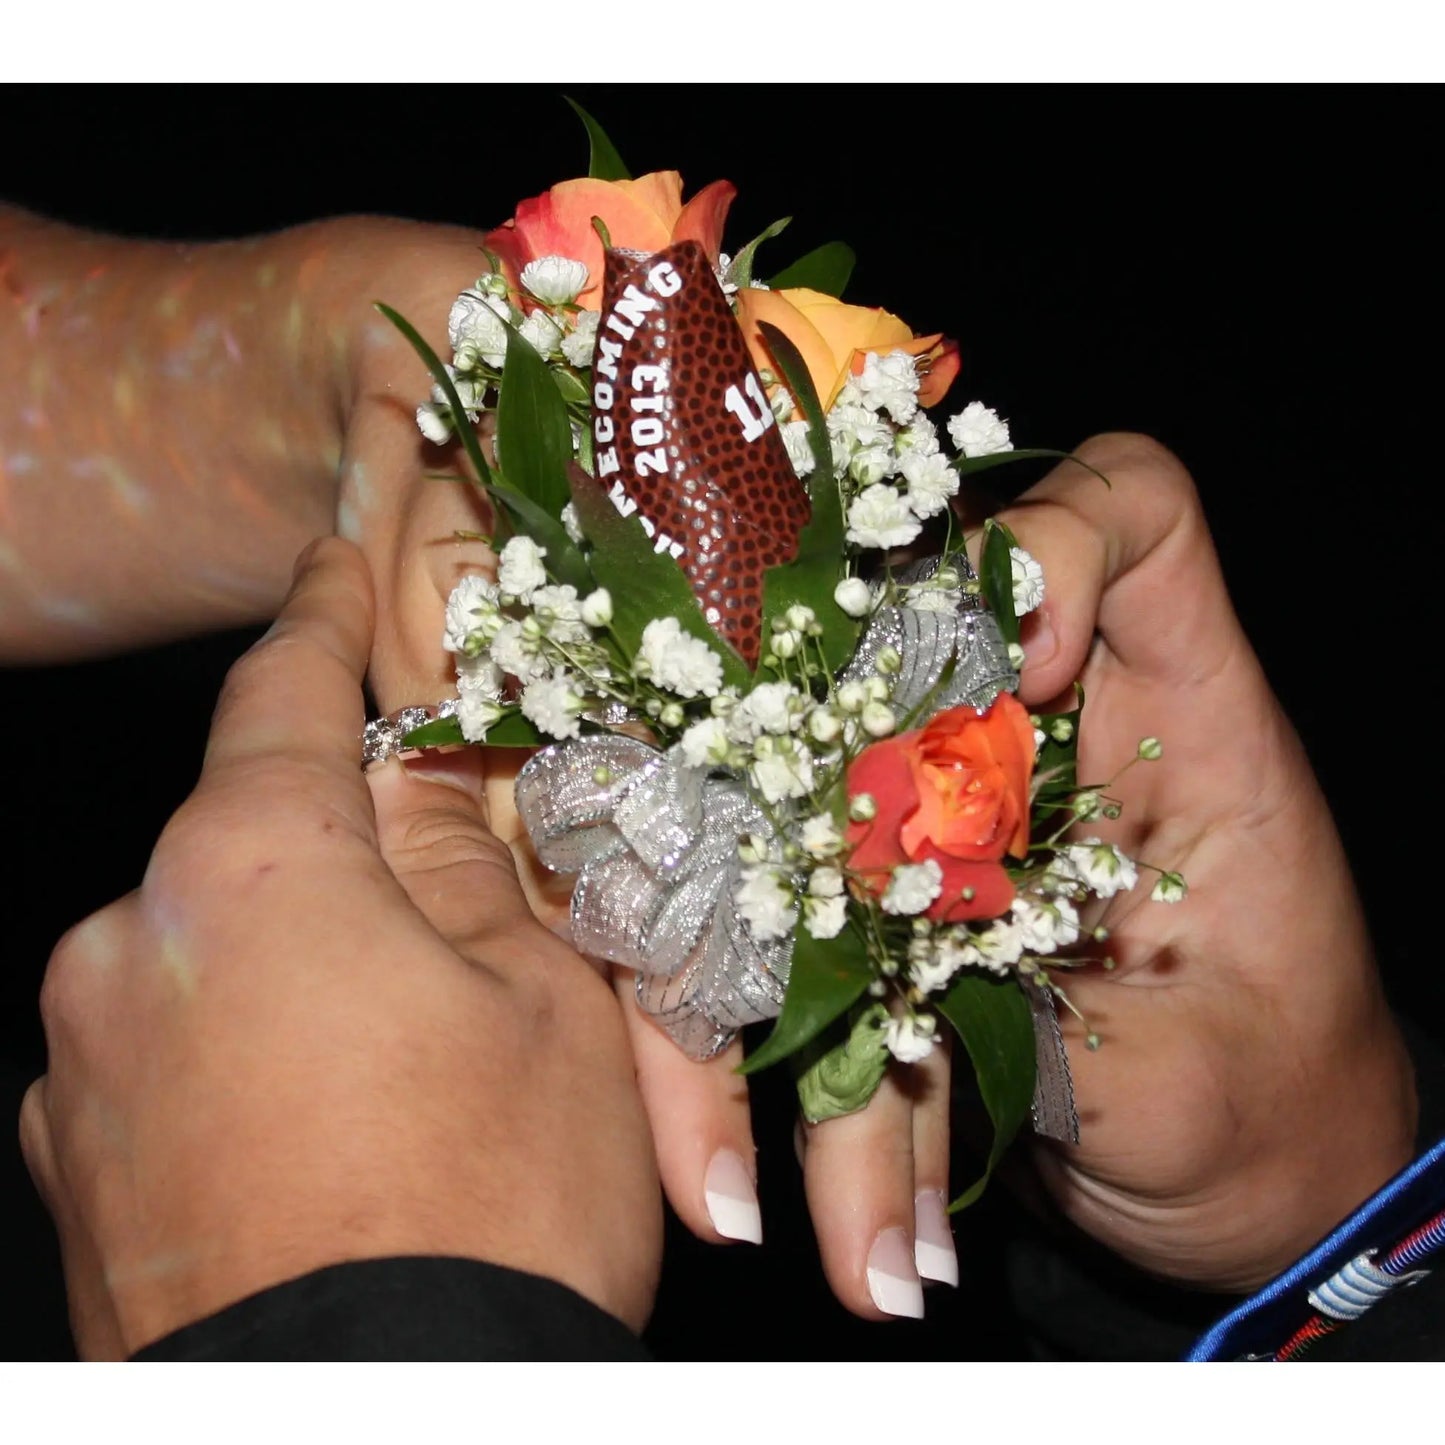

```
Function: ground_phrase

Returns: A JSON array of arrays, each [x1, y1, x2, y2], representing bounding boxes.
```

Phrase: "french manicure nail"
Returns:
[[913, 1190, 959, 1287], [704, 1149, 762, 1245], [867, 1226, 924, 1319]]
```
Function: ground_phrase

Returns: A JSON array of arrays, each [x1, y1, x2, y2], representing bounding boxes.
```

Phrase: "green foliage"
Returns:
[[792, 1002, 890, 1123], [954, 448, 1113, 487], [981, 517, 1021, 648], [768, 241, 856, 297], [755, 321, 858, 676], [727, 217, 792, 290], [938, 972, 1037, 1210], [738, 923, 873, 1076], [495, 324, 574, 520], [568, 472, 750, 692], [400, 711, 546, 751], [564, 97, 630, 181]]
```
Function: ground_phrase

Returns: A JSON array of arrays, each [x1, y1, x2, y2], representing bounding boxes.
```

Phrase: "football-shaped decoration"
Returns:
[[590, 239, 811, 667]]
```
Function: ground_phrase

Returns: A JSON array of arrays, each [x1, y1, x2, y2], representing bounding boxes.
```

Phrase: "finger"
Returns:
[[802, 1069, 922, 1320], [983, 433, 1247, 705], [908, 1035, 958, 1288], [367, 751, 550, 963], [199, 536, 376, 786], [19, 1077, 127, 1360], [615, 973, 762, 1248]]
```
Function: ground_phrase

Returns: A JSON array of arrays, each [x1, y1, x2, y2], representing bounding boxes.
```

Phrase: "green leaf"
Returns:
[[496, 324, 574, 519], [755, 321, 858, 676], [564, 96, 630, 181], [954, 448, 1113, 488], [738, 924, 873, 1076], [1031, 683, 1085, 806], [792, 1002, 890, 1123], [374, 302, 494, 491], [938, 973, 1036, 1210], [400, 710, 547, 750], [727, 216, 792, 290], [768, 241, 856, 297], [568, 471, 750, 691], [981, 517, 1020, 648]]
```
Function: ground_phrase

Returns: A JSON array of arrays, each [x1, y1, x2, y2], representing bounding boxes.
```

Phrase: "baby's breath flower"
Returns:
[[519, 256, 589, 306], [800, 812, 845, 859], [882, 859, 944, 916], [416, 402, 453, 444], [497, 536, 549, 601], [456, 691, 505, 743], [560, 310, 600, 369], [884, 1012, 936, 1063], [1152, 871, 1188, 904], [1138, 736, 1163, 761], [680, 715, 729, 769], [443, 575, 500, 655], [734, 864, 798, 942], [848, 445, 895, 489], [973, 916, 1025, 971], [730, 681, 803, 741], [1061, 839, 1139, 899], [448, 289, 510, 367], [520, 670, 585, 741], [861, 701, 896, 738], [750, 745, 815, 804], [848, 792, 877, 823], [947, 401, 1012, 458], [1011, 894, 1081, 953], [560, 500, 586, 545], [490, 618, 549, 686], [855, 349, 921, 424], [780, 419, 816, 478], [836, 680, 869, 714], [807, 706, 842, 745], [1007, 642, 1027, 670], [803, 894, 848, 940], [900, 450, 959, 519], [637, 617, 723, 698], [517, 310, 564, 358]]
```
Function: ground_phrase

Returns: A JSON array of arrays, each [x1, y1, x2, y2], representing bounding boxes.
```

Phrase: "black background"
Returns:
[[0, 83, 1438, 1361]]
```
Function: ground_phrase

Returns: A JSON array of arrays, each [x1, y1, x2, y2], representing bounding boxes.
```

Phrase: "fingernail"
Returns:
[[913, 1190, 959, 1287], [291, 537, 324, 584], [703, 1149, 762, 1245], [402, 750, 487, 805], [1021, 606, 1056, 670], [866, 1226, 924, 1319]]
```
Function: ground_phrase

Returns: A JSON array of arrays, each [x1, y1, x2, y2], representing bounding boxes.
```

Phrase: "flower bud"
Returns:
[[659, 702, 684, 729], [849, 793, 877, 822], [833, 577, 873, 618], [836, 680, 868, 714], [861, 701, 896, 738], [592, 766, 613, 785], [863, 675, 890, 702], [771, 632, 799, 659], [579, 588, 613, 628], [876, 645, 902, 675], [785, 604, 816, 632], [1007, 642, 1026, 670], [807, 708, 842, 745], [1072, 791, 1101, 819], [1050, 717, 1075, 743], [1138, 736, 1163, 761]]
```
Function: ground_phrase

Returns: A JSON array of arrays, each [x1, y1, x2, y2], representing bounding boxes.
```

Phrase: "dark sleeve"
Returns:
[[131, 1257, 652, 1362]]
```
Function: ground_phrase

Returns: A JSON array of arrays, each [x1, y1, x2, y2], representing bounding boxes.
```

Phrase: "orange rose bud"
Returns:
[[483, 171, 736, 311], [844, 694, 1035, 923]]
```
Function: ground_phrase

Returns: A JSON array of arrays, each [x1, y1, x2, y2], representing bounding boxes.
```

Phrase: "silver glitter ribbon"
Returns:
[[509, 549, 1078, 1138]]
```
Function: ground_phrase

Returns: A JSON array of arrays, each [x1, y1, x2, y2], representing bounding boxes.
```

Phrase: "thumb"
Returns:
[[366, 751, 540, 960]]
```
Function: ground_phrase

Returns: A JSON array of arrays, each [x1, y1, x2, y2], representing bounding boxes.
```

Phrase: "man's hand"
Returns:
[[997, 433, 1416, 1291], [19, 538, 662, 1359]]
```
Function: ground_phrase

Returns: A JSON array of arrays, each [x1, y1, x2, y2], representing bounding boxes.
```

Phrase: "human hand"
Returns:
[[19, 538, 661, 1360], [994, 432, 1416, 1291]]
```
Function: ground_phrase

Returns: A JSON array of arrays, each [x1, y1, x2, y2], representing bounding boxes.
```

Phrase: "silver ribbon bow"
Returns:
[[513, 551, 1079, 1142]]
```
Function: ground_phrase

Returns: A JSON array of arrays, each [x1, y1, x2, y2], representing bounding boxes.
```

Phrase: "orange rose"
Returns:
[[735, 286, 960, 412], [483, 171, 736, 311], [844, 694, 1035, 923]]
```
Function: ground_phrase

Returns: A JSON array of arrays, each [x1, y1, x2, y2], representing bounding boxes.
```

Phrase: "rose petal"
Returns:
[[672, 178, 737, 263], [735, 286, 843, 411], [923, 852, 1016, 922], [843, 735, 917, 883]]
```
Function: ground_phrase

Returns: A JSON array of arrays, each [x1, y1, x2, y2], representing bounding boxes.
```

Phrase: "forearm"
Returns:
[[0, 206, 356, 660]]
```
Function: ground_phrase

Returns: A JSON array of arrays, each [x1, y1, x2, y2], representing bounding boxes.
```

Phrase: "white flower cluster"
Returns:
[[773, 350, 1013, 558], [415, 256, 599, 446]]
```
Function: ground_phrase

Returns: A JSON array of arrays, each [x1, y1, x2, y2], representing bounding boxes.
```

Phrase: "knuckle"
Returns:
[[1078, 430, 1196, 494]]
